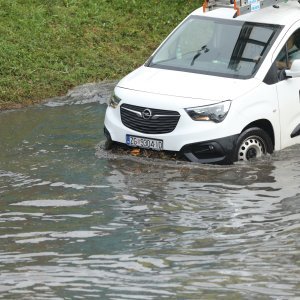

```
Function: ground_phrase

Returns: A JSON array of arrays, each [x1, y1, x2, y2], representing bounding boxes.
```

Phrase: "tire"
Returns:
[[234, 127, 273, 162]]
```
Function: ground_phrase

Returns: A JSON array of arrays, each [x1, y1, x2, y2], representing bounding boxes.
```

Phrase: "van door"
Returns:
[[277, 77, 300, 148], [275, 27, 300, 149]]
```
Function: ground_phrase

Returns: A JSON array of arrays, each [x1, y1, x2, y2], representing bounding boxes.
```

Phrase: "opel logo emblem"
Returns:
[[142, 108, 152, 120]]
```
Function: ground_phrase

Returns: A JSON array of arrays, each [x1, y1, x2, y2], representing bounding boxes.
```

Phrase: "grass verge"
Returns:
[[0, 0, 201, 110]]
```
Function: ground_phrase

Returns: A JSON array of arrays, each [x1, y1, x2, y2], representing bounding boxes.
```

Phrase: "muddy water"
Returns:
[[0, 82, 299, 299]]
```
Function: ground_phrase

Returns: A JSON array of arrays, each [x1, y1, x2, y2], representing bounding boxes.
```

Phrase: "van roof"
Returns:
[[193, 1, 300, 27]]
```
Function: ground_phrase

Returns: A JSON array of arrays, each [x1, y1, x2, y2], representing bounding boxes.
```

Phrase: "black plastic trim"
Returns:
[[291, 124, 300, 138], [180, 134, 239, 164], [103, 126, 114, 150], [104, 126, 111, 140]]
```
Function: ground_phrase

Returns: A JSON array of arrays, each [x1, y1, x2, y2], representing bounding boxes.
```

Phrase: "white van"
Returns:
[[104, 1, 300, 164]]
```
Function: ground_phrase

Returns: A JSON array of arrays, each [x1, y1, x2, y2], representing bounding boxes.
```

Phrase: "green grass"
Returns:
[[0, 0, 201, 109]]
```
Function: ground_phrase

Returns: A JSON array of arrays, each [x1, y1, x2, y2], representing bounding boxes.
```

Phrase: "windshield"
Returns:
[[148, 16, 281, 79]]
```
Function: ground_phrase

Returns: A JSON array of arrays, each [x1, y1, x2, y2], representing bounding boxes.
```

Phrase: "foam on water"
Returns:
[[44, 82, 116, 107], [10, 200, 89, 207]]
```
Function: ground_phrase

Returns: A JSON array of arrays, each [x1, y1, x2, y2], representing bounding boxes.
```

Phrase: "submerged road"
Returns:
[[0, 82, 299, 299]]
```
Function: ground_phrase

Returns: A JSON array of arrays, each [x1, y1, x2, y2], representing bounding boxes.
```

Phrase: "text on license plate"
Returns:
[[126, 135, 163, 151]]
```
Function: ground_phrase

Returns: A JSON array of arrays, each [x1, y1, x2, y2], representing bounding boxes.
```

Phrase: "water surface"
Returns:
[[0, 82, 299, 299]]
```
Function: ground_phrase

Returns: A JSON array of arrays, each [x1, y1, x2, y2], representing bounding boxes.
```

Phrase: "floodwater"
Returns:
[[0, 82, 299, 300]]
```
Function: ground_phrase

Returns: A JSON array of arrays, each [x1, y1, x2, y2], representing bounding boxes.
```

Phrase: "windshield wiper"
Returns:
[[191, 45, 209, 66]]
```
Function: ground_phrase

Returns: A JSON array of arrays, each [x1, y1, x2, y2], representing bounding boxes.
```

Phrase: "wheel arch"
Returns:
[[242, 119, 275, 150]]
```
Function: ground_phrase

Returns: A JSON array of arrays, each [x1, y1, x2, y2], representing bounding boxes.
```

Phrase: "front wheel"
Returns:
[[234, 127, 273, 162]]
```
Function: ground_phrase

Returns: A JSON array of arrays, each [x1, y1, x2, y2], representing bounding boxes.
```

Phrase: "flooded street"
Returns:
[[0, 82, 299, 299]]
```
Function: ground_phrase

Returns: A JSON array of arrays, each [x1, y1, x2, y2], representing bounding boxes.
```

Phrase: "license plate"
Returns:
[[126, 135, 163, 151]]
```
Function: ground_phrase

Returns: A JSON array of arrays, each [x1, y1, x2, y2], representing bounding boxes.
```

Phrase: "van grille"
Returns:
[[120, 104, 180, 134]]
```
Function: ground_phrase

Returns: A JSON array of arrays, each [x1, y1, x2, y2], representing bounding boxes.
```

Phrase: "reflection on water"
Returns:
[[0, 83, 299, 299]]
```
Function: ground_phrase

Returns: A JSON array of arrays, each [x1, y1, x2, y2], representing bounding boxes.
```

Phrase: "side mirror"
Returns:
[[285, 59, 300, 78]]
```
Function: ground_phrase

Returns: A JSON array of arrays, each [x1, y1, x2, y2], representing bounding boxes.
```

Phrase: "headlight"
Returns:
[[109, 92, 121, 108], [185, 100, 231, 123]]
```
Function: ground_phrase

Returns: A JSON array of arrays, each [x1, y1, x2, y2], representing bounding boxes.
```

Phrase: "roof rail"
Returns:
[[203, 0, 291, 17]]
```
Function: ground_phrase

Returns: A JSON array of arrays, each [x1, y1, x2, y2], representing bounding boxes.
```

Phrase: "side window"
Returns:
[[276, 29, 300, 70]]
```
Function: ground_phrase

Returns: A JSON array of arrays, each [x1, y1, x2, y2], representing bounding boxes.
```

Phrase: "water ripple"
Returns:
[[0, 87, 299, 299]]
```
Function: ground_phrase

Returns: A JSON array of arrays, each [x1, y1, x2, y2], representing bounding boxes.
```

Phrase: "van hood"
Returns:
[[117, 66, 261, 102]]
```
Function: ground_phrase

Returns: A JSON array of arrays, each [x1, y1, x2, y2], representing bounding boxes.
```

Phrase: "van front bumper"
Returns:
[[104, 126, 239, 164], [180, 134, 239, 164]]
